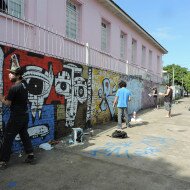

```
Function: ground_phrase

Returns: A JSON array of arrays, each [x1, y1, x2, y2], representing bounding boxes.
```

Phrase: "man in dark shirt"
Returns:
[[160, 83, 173, 118], [152, 87, 158, 109], [0, 64, 35, 169]]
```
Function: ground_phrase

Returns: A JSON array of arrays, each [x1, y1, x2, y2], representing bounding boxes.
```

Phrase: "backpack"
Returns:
[[112, 130, 128, 139]]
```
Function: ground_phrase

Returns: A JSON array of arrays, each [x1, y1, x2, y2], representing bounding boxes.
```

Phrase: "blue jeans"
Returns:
[[117, 107, 129, 129]]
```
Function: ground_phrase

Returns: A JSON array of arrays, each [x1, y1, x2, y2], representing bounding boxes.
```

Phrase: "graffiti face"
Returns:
[[1, 46, 90, 151], [55, 64, 87, 127], [23, 65, 54, 117]]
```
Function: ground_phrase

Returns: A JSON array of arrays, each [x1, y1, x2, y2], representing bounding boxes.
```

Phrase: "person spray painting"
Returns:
[[0, 54, 35, 169]]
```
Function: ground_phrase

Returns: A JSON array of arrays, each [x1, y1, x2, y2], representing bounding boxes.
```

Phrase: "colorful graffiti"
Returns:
[[0, 45, 90, 151], [91, 69, 119, 125], [0, 44, 162, 151]]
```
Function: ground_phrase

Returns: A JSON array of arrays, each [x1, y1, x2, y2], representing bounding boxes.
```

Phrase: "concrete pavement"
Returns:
[[0, 98, 190, 190]]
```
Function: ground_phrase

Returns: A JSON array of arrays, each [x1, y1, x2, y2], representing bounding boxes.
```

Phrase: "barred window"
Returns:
[[0, 0, 24, 19], [141, 45, 146, 67], [66, 0, 80, 40], [148, 50, 152, 70], [131, 38, 137, 64], [101, 20, 110, 52], [157, 55, 160, 74], [120, 32, 126, 60]]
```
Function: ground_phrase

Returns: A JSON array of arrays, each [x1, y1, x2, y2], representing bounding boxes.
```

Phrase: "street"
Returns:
[[1, 97, 190, 190]]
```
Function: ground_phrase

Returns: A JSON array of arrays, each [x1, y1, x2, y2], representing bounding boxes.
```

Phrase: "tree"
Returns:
[[183, 72, 190, 96], [163, 64, 188, 86]]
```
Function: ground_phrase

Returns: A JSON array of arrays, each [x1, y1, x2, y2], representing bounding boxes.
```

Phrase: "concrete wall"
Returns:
[[0, 44, 159, 151]]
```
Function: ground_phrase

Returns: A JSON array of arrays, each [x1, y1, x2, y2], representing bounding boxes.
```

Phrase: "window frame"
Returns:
[[141, 45, 146, 68], [101, 19, 110, 53], [66, 0, 80, 40], [148, 49, 153, 71], [131, 38, 137, 64], [157, 55, 160, 74], [120, 31, 127, 60], [0, 0, 24, 19]]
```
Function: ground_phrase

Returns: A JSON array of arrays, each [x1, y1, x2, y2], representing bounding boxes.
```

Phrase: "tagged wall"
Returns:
[[0, 45, 91, 151], [91, 69, 119, 125], [0, 44, 159, 151]]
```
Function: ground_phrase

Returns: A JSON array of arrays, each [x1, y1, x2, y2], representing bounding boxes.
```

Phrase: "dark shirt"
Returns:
[[164, 88, 173, 103], [6, 80, 28, 117]]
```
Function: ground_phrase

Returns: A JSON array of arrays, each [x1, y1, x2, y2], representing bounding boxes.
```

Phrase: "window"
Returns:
[[0, 0, 24, 19], [66, 0, 80, 40], [157, 55, 160, 74], [148, 50, 152, 70], [120, 32, 126, 60], [101, 20, 110, 52], [141, 45, 146, 67], [131, 39, 137, 64]]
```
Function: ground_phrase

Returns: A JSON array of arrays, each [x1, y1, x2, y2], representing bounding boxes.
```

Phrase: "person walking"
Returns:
[[113, 81, 131, 129], [152, 87, 158, 109], [0, 63, 35, 169]]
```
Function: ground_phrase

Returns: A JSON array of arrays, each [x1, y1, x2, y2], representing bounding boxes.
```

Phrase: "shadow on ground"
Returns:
[[0, 140, 190, 190]]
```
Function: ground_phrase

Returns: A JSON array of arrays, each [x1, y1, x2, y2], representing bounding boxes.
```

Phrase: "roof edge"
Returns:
[[107, 0, 168, 54]]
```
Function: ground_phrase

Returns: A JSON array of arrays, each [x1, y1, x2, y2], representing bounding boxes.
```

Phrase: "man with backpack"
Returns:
[[113, 81, 131, 129]]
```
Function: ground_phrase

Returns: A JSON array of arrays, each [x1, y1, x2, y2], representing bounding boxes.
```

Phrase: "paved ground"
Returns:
[[1, 98, 190, 190]]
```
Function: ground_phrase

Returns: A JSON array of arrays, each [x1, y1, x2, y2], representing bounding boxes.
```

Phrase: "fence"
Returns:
[[0, 12, 162, 83]]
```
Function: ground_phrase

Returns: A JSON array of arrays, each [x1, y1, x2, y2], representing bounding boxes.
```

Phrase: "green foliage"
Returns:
[[183, 72, 190, 92], [163, 64, 189, 91]]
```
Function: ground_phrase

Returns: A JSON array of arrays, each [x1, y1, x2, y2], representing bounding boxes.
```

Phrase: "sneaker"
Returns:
[[0, 161, 8, 170], [24, 155, 36, 165]]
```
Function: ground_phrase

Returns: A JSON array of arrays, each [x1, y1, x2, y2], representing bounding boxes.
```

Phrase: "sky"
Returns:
[[113, 0, 190, 70]]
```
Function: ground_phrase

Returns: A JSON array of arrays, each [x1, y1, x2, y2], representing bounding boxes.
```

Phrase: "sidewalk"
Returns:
[[0, 98, 190, 190]]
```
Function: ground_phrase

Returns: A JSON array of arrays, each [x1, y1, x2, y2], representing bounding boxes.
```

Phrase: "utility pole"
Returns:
[[172, 67, 175, 86]]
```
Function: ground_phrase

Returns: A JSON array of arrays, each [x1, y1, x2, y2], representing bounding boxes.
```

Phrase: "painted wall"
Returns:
[[0, 44, 158, 151]]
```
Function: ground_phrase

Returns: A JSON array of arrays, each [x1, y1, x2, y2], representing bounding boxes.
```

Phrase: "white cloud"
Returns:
[[151, 27, 181, 41]]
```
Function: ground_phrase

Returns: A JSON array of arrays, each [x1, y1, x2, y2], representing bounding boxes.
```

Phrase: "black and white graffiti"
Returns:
[[55, 64, 87, 127], [23, 63, 54, 117]]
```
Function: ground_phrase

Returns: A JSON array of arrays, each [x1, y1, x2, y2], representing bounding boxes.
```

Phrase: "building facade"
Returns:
[[0, 0, 167, 150]]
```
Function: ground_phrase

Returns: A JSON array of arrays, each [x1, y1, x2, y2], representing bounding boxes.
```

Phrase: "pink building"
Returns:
[[0, 0, 167, 149], [0, 0, 167, 82]]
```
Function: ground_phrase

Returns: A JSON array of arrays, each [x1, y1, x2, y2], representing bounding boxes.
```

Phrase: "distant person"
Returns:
[[113, 81, 131, 129], [152, 87, 158, 109], [0, 58, 35, 170], [160, 83, 173, 118]]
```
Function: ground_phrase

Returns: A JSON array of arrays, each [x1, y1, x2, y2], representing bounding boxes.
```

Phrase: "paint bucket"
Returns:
[[71, 128, 84, 144]]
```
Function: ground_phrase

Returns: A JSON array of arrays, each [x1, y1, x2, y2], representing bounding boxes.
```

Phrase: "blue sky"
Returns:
[[113, 0, 190, 70]]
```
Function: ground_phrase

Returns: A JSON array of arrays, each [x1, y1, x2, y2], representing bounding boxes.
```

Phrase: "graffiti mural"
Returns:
[[127, 76, 143, 114], [0, 44, 163, 152], [91, 69, 119, 125], [98, 78, 117, 117], [55, 63, 88, 127], [0, 45, 90, 151], [141, 80, 155, 109]]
